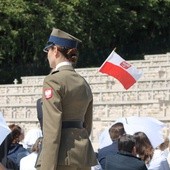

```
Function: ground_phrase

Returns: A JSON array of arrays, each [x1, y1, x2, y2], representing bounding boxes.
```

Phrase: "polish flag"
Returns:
[[99, 51, 142, 90]]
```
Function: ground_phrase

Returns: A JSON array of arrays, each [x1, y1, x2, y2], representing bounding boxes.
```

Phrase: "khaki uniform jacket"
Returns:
[[36, 65, 97, 170]]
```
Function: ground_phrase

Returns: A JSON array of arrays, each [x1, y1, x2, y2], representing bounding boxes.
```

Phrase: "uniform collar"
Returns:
[[54, 61, 72, 71]]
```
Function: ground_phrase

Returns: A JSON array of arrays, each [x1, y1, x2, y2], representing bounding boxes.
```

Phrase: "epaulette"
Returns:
[[51, 70, 59, 74]]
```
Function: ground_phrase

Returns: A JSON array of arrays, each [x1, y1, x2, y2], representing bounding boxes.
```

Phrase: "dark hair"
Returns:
[[118, 134, 136, 153], [109, 122, 125, 141], [52, 46, 79, 67], [133, 132, 154, 164], [8, 124, 23, 143]]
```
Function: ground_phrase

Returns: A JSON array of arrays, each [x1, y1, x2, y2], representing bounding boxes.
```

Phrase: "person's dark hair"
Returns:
[[8, 124, 22, 143], [133, 132, 154, 164], [109, 122, 125, 141], [52, 46, 79, 67], [118, 134, 136, 153]]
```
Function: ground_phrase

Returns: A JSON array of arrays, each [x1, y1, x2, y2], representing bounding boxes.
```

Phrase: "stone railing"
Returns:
[[144, 53, 170, 61]]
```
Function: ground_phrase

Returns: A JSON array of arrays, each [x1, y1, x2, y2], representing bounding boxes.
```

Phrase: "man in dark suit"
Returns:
[[97, 122, 125, 169], [36, 98, 43, 130], [105, 134, 147, 170]]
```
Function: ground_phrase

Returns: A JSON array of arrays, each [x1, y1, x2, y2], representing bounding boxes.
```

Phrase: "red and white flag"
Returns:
[[99, 50, 142, 90]]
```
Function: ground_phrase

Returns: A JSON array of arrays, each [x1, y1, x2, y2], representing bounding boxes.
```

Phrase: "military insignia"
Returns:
[[44, 88, 53, 99]]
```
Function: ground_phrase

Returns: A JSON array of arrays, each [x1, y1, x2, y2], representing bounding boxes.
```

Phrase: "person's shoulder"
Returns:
[[106, 154, 147, 170], [44, 69, 68, 81], [130, 156, 147, 169], [148, 153, 169, 170], [44, 72, 62, 85], [17, 144, 27, 151], [16, 145, 29, 158], [99, 143, 116, 153], [149, 150, 168, 164], [106, 153, 119, 159]]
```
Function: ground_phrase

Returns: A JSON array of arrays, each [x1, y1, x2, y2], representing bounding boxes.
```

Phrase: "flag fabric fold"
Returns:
[[99, 51, 142, 90]]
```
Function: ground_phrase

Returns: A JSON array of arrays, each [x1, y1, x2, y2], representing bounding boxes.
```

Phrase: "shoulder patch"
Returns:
[[44, 88, 53, 99]]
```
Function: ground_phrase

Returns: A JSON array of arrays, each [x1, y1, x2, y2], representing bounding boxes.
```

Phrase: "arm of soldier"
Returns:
[[83, 99, 93, 136], [40, 78, 63, 170]]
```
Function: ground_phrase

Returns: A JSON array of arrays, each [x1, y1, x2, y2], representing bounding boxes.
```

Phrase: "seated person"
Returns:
[[0, 133, 18, 170], [97, 122, 125, 169], [7, 124, 29, 169], [20, 137, 43, 170], [23, 128, 42, 153], [148, 138, 170, 170], [105, 134, 147, 170], [0, 134, 12, 163]]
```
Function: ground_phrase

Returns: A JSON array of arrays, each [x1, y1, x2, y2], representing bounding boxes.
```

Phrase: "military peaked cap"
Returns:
[[43, 28, 82, 52]]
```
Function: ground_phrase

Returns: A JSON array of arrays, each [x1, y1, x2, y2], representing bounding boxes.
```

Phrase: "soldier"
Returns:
[[35, 28, 97, 170]]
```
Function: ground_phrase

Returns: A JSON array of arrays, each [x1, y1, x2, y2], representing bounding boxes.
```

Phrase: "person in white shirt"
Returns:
[[23, 128, 42, 153], [148, 148, 170, 170], [148, 137, 170, 170], [20, 137, 42, 170]]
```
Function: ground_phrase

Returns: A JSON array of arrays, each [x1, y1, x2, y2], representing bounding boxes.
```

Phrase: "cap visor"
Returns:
[[43, 43, 54, 53]]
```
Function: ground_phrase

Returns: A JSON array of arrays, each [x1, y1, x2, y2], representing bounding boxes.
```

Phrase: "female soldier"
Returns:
[[36, 28, 97, 170]]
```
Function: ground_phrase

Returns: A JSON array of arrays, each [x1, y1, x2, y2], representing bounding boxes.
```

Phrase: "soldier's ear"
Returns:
[[52, 46, 59, 56]]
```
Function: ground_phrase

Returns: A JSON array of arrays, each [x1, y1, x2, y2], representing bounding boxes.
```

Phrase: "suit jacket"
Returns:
[[105, 151, 148, 170], [97, 141, 118, 169], [36, 98, 43, 130], [0, 134, 18, 169], [36, 65, 97, 170], [0, 134, 12, 162], [7, 143, 29, 167]]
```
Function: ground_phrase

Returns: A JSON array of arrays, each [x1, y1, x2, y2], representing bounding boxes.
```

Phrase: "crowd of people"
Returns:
[[92, 123, 170, 170], [1, 28, 170, 170], [1, 121, 170, 170], [0, 124, 42, 170]]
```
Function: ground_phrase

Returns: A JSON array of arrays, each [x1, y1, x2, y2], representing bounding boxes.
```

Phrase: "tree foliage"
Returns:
[[0, 0, 170, 84]]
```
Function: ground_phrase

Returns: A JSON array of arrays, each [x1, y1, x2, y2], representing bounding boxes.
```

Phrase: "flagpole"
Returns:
[[88, 47, 116, 83], [98, 48, 116, 71]]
